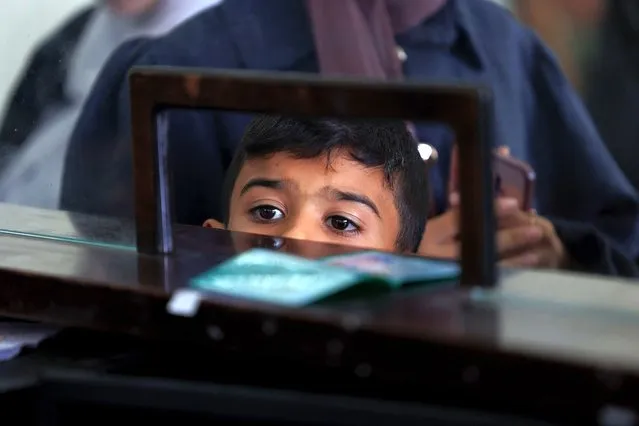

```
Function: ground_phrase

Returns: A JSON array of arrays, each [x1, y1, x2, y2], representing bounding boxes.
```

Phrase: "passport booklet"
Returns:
[[188, 249, 459, 307]]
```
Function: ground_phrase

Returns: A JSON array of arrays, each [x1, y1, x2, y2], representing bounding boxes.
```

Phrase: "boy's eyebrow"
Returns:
[[324, 187, 381, 218], [240, 178, 287, 196]]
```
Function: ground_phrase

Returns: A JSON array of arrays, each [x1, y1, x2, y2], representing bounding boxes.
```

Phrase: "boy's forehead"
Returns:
[[229, 152, 399, 216], [234, 151, 381, 188]]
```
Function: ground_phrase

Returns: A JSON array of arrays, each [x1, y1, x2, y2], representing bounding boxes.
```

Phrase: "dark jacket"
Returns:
[[61, 0, 639, 277], [0, 6, 94, 167]]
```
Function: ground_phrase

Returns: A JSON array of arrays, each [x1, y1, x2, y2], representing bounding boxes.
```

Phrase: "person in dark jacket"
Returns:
[[61, 0, 639, 277], [0, 0, 221, 209]]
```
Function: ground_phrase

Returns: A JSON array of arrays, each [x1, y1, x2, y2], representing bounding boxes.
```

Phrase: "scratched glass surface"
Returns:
[[0, 0, 634, 287], [0, 0, 224, 249]]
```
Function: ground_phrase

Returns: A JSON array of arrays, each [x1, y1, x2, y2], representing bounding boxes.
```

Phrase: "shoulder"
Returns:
[[87, 5, 238, 99], [457, 0, 523, 37], [125, 5, 241, 69], [455, 0, 541, 69], [123, 0, 313, 70], [56, 5, 95, 41], [27, 6, 95, 63]]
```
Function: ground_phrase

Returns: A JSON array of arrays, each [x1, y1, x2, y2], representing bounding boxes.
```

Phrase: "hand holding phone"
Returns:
[[423, 146, 565, 269], [448, 145, 536, 211]]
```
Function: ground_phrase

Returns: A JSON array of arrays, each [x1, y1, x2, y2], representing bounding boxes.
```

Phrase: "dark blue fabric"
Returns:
[[61, 0, 639, 277]]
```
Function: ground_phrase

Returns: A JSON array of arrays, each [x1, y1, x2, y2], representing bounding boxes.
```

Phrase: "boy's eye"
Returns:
[[327, 215, 359, 233], [251, 206, 284, 221]]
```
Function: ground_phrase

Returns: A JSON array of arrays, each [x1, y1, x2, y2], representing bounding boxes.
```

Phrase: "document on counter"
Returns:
[[183, 249, 459, 308]]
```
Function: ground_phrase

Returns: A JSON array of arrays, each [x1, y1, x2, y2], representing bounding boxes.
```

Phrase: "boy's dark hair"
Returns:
[[222, 115, 430, 252]]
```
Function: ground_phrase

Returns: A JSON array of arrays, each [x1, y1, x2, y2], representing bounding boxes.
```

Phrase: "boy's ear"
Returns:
[[203, 219, 225, 230]]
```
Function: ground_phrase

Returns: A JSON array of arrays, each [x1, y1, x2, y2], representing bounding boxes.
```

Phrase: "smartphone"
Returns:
[[448, 147, 536, 211], [493, 153, 536, 211]]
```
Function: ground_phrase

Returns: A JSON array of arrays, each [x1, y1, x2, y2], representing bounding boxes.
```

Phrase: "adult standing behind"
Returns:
[[0, 0, 222, 209], [61, 0, 639, 277]]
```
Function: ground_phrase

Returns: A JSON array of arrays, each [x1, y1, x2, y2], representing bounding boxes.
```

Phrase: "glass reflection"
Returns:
[[0, 0, 636, 282], [228, 231, 361, 260]]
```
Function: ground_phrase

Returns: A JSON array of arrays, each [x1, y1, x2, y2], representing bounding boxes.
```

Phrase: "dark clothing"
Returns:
[[306, 0, 446, 77], [61, 0, 639, 277], [0, 7, 94, 166], [585, 0, 639, 192]]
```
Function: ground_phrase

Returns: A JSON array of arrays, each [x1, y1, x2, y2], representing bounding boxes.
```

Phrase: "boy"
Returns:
[[204, 115, 430, 254]]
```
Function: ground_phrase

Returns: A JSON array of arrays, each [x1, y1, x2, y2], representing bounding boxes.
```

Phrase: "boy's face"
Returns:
[[207, 151, 401, 252]]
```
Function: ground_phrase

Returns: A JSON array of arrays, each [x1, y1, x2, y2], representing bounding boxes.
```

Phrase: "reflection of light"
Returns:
[[418, 143, 432, 160], [255, 236, 284, 250]]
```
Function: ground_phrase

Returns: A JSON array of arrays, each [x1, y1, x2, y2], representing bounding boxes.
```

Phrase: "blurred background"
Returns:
[[2, 0, 635, 183], [0, 0, 611, 108], [0, 0, 93, 119], [0, 0, 637, 262]]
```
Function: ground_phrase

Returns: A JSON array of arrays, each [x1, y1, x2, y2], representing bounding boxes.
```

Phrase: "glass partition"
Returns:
[[119, 67, 493, 286], [0, 0, 636, 284]]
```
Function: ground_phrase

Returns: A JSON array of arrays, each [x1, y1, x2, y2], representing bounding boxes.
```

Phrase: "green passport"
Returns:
[[189, 249, 459, 307], [189, 249, 388, 306]]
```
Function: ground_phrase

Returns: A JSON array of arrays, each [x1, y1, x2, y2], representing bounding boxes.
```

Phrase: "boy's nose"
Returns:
[[281, 225, 310, 241], [281, 223, 325, 243]]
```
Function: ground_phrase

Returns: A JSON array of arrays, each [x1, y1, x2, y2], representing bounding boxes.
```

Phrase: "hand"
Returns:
[[418, 194, 569, 269], [416, 202, 459, 259], [497, 209, 569, 269], [417, 194, 527, 259], [493, 145, 569, 268]]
